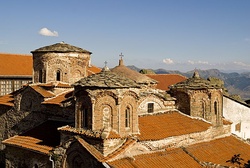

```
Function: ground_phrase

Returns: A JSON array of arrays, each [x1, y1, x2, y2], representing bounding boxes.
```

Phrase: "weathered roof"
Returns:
[[111, 58, 157, 84], [31, 42, 92, 54], [73, 69, 140, 89], [171, 71, 223, 90], [76, 136, 136, 162], [0, 93, 14, 106], [108, 148, 202, 168], [0, 53, 32, 76], [138, 111, 211, 141], [42, 89, 73, 106], [146, 74, 187, 91], [185, 135, 250, 167], [2, 136, 53, 155], [87, 65, 102, 76]]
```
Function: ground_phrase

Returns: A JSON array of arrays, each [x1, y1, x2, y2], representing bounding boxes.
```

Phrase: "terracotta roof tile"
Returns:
[[30, 85, 55, 98], [138, 112, 211, 141], [76, 136, 136, 162], [42, 90, 73, 105], [0, 93, 14, 106], [38, 82, 72, 88], [107, 130, 121, 139], [0, 53, 32, 76], [107, 148, 202, 168], [2, 136, 53, 155], [87, 65, 102, 76], [185, 135, 250, 167], [146, 74, 187, 91]]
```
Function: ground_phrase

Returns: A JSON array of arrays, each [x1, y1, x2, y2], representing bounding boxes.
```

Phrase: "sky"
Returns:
[[0, 0, 250, 72]]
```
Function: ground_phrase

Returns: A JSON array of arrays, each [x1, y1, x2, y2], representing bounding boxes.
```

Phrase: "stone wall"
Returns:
[[5, 146, 51, 168], [33, 52, 90, 84]]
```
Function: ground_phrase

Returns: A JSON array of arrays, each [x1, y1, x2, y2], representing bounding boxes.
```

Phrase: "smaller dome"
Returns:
[[31, 42, 92, 54]]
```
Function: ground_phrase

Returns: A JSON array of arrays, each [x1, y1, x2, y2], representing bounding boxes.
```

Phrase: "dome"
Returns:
[[31, 42, 92, 54], [111, 58, 157, 85]]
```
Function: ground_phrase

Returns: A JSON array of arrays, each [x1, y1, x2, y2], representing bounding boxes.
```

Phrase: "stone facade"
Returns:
[[0, 43, 239, 168], [170, 71, 223, 126], [32, 42, 92, 84]]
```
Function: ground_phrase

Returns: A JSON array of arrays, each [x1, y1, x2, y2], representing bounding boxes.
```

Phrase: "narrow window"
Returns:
[[125, 107, 130, 128], [214, 101, 218, 115], [148, 103, 154, 113], [39, 70, 43, 83], [83, 108, 88, 128], [56, 70, 61, 81]]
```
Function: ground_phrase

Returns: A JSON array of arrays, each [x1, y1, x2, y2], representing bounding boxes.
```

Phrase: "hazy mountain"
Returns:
[[127, 66, 250, 100]]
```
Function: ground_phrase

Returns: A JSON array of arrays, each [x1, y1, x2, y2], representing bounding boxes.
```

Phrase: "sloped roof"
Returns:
[[111, 59, 157, 85], [31, 42, 92, 54], [76, 136, 136, 162], [73, 69, 140, 89], [171, 71, 222, 90], [0, 93, 14, 106], [2, 136, 53, 155], [42, 89, 73, 105], [146, 74, 187, 91], [0, 53, 32, 76], [87, 65, 102, 76], [30, 85, 55, 98], [38, 82, 72, 88], [138, 111, 211, 141], [185, 135, 250, 167], [107, 148, 202, 168]]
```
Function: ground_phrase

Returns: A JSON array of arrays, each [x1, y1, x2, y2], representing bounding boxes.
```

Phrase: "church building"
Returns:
[[1, 42, 250, 168]]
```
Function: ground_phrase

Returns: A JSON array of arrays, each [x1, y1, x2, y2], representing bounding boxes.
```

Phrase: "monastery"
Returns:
[[0, 42, 250, 167]]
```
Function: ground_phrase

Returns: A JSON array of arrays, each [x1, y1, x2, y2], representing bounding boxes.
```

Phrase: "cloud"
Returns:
[[188, 60, 209, 65], [233, 61, 250, 67], [39, 28, 58, 37], [163, 58, 174, 64]]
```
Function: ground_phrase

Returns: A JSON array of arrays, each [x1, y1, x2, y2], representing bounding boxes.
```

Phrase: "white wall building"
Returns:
[[223, 95, 250, 140]]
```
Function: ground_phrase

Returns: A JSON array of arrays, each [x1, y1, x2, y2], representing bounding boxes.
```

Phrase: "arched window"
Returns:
[[214, 101, 218, 115], [125, 107, 130, 128], [56, 70, 61, 81]]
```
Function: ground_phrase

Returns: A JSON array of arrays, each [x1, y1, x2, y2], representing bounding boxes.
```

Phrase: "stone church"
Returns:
[[1, 42, 250, 167]]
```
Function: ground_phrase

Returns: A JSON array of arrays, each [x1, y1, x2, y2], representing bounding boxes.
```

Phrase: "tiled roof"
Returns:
[[76, 136, 136, 162], [0, 93, 14, 106], [111, 59, 157, 84], [146, 74, 187, 91], [171, 71, 223, 90], [31, 42, 92, 54], [42, 89, 73, 105], [185, 135, 250, 167], [38, 82, 72, 88], [2, 136, 53, 155], [138, 112, 211, 141], [87, 65, 102, 76], [0, 53, 32, 76], [73, 69, 140, 89], [30, 85, 55, 98], [107, 147, 202, 168]]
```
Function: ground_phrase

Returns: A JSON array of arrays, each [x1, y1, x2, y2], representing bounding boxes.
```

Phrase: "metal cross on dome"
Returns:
[[119, 53, 124, 59]]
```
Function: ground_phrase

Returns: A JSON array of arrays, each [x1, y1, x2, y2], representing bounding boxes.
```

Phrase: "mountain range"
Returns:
[[128, 66, 250, 101]]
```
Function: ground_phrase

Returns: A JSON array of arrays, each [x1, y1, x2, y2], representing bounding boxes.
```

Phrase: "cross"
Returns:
[[104, 61, 108, 67], [119, 52, 124, 59]]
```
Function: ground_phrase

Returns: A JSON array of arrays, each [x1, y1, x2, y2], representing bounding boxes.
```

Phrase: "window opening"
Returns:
[[214, 101, 218, 115], [56, 70, 61, 81], [125, 107, 130, 128], [148, 103, 154, 113]]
